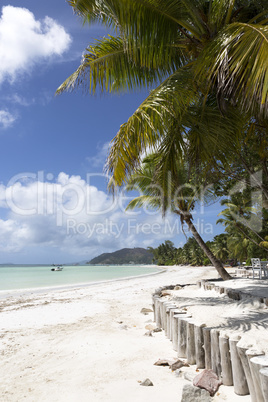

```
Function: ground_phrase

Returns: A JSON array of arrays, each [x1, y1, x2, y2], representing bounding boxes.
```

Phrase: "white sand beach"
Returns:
[[1, 265, 266, 401]]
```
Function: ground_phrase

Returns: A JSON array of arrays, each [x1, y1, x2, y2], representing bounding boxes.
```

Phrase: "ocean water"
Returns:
[[0, 265, 160, 292]]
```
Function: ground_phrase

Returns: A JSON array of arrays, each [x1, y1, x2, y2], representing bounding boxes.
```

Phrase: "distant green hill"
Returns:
[[88, 247, 153, 265]]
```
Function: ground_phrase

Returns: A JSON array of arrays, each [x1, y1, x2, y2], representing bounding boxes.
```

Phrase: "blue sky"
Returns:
[[0, 1, 226, 264]]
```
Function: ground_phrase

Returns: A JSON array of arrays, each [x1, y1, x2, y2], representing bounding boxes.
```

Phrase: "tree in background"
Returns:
[[126, 154, 231, 279], [148, 240, 176, 265]]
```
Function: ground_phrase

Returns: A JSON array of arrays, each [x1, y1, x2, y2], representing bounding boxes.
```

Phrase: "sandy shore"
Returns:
[[0, 265, 263, 401]]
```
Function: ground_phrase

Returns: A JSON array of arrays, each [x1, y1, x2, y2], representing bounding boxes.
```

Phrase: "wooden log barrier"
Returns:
[[224, 287, 230, 295], [249, 355, 268, 402], [177, 317, 192, 358], [237, 347, 264, 402], [165, 304, 177, 338], [203, 327, 212, 369], [219, 334, 233, 385], [186, 320, 196, 365], [152, 295, 160, 324], [158, 299, 166, 329], [211, 328, 221, 377], [172, 313, 191, 352], [159, 300, 170, 330], [169, 309, 181, 342], [194, 323, 206, 369], [160, 301, 173, 332], [229, 337, 249, 395], [259, 367, 268, 402], [154, 297, 162, 328]]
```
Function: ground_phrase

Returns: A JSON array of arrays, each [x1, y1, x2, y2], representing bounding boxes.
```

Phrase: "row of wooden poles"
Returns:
[[199, 279, 268, 305], [152, 292, 268, 402]]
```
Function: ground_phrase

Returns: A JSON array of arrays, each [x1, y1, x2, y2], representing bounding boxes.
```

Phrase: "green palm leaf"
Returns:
[[57, 35, 183, 94], [197, 22, 268, 117], [106, 68, 198, 187]]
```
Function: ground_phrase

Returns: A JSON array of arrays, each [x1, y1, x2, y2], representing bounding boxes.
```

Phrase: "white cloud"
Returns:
[[0, 172, 183, 261], [6, 94, 35, 107], [0, 6, 71, 84], [0, 110, 16, 128], [87, 142, 111, 168]]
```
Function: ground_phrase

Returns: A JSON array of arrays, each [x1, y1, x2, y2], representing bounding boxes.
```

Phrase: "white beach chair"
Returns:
[[251, 258, 268, 279]]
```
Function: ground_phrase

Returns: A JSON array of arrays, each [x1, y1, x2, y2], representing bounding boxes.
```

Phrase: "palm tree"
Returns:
[[125, 153, 232, 280], [57, 0, 268, 188], [217, 195, 268, 250], [149, 240, 177, 265], [210, 234, 229, 263]]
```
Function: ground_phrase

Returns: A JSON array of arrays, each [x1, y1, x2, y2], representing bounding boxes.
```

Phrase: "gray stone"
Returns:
[[144, 330, 153, 337], [160, 290, 172, 296], [184, 371, 197, 382], [140, 378, 154, 386], [153, 327, 162, 333], [170, 359, 189, 371], [119, 324, 128, 330], [145, 324, 155, 331], [181, 384, 211, 402], [154, 358, 176, 366], [140, 308, 153, 314]]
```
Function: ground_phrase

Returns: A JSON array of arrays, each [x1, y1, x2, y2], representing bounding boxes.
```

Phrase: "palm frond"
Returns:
[[56, 35, 182, 94], [68, 0, 120, 27], [106, 67, 197, 187], [197, 22, 268, 117], [126, 195, 161, 211]]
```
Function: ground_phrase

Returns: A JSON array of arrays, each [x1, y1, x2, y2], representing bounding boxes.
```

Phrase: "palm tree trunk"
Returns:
[[184, 217, 232, 280]]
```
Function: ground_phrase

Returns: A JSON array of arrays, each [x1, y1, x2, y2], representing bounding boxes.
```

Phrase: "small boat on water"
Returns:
[[51, 266, 63, 271]]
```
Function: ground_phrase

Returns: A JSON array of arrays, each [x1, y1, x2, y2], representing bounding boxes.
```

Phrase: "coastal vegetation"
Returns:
[[58, 0, 268, 280], [150, 232, 268, 266], [126, 154, 233, 279]]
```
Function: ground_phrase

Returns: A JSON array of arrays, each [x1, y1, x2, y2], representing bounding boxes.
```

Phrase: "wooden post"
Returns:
[[229, 337, 249, 395], [219, 287, 225, 294], [203, 327, 212, 369], [237, 347, 264, 402], [186, 319, 196, 365], [178, 317, 191, 358], [152, 295, 160, 325], [219, 334, 233, 385], [165, 304, 177, 338], [259, 368, 268, 402], [172, 314, 180, 352], [211, 329, 221, 377], [154, 297, 162, 328], [249, 355, 268, 402], [160, 300, 173, 330], [194, 323, 206, 369], [158, 299, 166, 329], [169, 309, 181, 342], [160, 301, 173, 331], [172, 313, 191, 352]]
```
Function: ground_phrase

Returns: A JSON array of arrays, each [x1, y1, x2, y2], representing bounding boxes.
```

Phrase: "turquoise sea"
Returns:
[[0, 265, 160, 292]]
